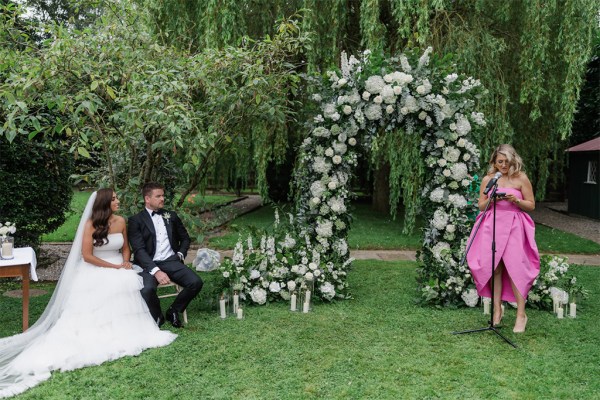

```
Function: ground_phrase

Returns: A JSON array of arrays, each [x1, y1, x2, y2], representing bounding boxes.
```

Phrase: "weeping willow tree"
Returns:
[[147, 0, 597, 201]]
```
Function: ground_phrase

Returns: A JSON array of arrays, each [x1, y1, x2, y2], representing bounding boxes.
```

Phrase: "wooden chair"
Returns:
[[157, 283, 188, 324]]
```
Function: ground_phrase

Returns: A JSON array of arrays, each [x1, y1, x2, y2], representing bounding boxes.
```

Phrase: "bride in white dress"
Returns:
[[0, 189, 176, 398]]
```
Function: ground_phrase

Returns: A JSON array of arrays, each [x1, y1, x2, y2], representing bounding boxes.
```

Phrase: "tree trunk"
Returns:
[[372, 163, 390, 214]]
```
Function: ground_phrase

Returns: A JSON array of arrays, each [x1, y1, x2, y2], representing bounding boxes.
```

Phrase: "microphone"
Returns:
[[483, 172, 502, 195]]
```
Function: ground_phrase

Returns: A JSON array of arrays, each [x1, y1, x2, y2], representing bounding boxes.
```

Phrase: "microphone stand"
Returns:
[[452, 183, 517, 348]]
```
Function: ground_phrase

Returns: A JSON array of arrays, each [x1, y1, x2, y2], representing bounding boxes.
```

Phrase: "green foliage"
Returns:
[[0, 135, 73, 248]]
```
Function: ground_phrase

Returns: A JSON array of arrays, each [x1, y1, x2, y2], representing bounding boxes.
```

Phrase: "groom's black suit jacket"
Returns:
[[128, 210, 191, 273]]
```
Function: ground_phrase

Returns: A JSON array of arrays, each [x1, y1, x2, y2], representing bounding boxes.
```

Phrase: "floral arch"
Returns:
[[221, 48, 486, 307]]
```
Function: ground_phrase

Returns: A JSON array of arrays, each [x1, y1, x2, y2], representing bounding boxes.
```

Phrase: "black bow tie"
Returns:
[[152, 210, 164, 216]]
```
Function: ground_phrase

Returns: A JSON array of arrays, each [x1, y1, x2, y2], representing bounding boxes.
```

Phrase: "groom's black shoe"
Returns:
[[157, 315, 165, 328], [166, 308, 183, 328]]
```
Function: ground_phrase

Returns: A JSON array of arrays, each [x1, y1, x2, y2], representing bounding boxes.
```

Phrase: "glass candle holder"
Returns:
[[218, 291, 230, 319], [289, 289, 298, 312], [0, 236, 14, 260], [232, 290, 240, 315]]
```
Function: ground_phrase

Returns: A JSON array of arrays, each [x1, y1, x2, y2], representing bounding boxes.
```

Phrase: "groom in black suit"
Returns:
[[128, 182, 203, 328]]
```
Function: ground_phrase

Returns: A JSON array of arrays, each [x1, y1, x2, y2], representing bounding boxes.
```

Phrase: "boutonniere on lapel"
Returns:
[[162, 212, 171, 224]]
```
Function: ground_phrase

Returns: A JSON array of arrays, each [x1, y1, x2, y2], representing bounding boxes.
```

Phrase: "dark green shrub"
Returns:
[[0, 136, 73, 248]]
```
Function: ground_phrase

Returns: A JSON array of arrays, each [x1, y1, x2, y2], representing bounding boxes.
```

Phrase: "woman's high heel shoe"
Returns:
[[513, 315, 528, 333], [491, 307, 504, 327]]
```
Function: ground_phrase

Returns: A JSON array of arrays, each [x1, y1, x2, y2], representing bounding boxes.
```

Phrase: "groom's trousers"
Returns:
[[139, 254, 203, 321]]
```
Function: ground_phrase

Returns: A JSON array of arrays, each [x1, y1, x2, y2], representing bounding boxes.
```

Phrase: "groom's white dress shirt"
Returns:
[[146, 208, 176, 275]]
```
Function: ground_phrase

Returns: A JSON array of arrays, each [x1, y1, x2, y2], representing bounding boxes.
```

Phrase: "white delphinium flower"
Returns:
[[430, 187, 445, 203], [400, 55, 412, 72], [320, 282, 336, 300], [444, 73, 458, 84], [250, 286, 267, 304], [455, 115, 471, 136], [274, 209, 280, 226], [332, 155, 343, 165], [314, 114, 324, 123], [312, 94, 322, 102], [471, 111, 486, 126], [364, 103, 382, 120], [232, 241, 244, 266], [316, 220, 333, 237], [425, 116, 433, 127], [338, 132, 348, 142], [261, 279, 269, 289], [365, 75, 386, 94], [343, 105, 352, 115], [418, 47, 433, 69], [247, 236, 253, 251], [283, 234, 296, 249], [432, 209, 449, 230], [450, 162, 468, 181], [266, 236, 276, 256]]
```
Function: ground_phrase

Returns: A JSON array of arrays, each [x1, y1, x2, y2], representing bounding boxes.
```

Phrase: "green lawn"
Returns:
[[1, 261, 598, 399]]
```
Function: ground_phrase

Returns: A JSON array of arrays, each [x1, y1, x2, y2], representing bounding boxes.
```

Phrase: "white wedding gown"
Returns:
[[0, 233, 176, 398]]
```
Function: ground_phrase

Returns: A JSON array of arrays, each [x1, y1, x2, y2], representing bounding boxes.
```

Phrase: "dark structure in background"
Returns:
[[568, 137, 600, 220]]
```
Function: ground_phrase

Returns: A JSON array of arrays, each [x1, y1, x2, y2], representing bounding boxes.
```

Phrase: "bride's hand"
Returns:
[[120, 261, 133, 269]]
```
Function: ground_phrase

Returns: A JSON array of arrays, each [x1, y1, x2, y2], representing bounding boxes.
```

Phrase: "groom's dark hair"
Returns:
[[142, 182, 164, 198]]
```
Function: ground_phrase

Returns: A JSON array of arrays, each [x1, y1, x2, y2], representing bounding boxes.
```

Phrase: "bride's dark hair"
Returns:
[[91, 188, 114, 247]]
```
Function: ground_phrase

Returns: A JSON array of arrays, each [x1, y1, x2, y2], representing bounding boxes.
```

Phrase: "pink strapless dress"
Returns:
[[466, 187, 540, 301]]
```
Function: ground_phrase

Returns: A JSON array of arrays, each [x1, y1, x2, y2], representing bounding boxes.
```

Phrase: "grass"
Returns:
[[1, 261, 599, 399]]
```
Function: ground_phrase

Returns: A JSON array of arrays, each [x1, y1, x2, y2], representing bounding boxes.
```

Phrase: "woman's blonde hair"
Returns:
[[487, 144, 524, 177]]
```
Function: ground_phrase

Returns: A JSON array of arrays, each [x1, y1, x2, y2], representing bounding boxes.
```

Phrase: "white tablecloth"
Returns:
[[0, 247, 38, 281]]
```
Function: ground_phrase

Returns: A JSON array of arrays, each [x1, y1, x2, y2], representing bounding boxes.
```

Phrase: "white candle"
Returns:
[[219, 299, 227, 319], [305, 290, 311, 306], [233, 294, 239, 314], [1, 242, 13, 258], [552, 297, 558, 314], [569, 303, 576, 318], [236, 308, 243, 320], [557, 307, 564, 319], [302, 302, 309, 313], [483, 299, 490, 315], [290, 294, 297, 311]]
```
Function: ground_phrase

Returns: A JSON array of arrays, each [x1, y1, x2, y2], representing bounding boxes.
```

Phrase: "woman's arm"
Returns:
[[477, 175, 492, 211], [505, 173, 535, 212], [82, 220, 127, 269], [118, 216, 133, 268]]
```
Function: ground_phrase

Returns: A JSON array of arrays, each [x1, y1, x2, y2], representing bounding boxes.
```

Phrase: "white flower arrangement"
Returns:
[[0, 222, 16, 238]]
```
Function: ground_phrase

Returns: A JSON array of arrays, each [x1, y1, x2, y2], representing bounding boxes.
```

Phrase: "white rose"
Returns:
[[311, 197, 321, 206], [437, 159, 447, 167], [287, 281, 296, 292], [463, 153, 471, 161], [386, 105, 394, 114], [457, 138, 466, 147], [328, 181, 337, 190], [269, 281, 281, 293], [449, 123, 457, 131], [418, 111, 427, 120], [338, 78, 347, 87], [314, 269, 322, 277], [373, 95, 383, 104], [305, 272, 314, 281], [325, 148, 334, 157], [393, 86, 402, 95], [446, 224, 456, 233], [362, 91, 371, 100], [436, 139, 445, 147], [332, 155, 342, 164], [348, 138, 357, 146], [222, 271, 230, 278], [400, 107, 409, 115], [443, 169, 451, 177], [343, 105, 352, 115]]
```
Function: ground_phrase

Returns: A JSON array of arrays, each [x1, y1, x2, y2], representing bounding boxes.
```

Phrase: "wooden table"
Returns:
[[0, 248, 37, 332]]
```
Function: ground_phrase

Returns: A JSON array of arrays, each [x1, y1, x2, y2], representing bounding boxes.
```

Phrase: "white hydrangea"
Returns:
[[430, 187, 445, 203], [316, 220, 333, 238], [455, 114, 472, 136], [328, 197, 346, 214], [365, 75, 386, 94], [333, 239, 348, 256], [250, 286, 267, 304], [446, 224, 456, 233], [432, 209, 449, 230], [437, 158, 447, 167], [444, 73, 458, 84], [381, 85, 396, 104], [269, 281, 281, 293], [333, 142, 347, 155], [310, 197, 321, 206], [312, 157, 331, 174], [431, 241, 451, 261], [310, 181, 326, 198], [448, 194, 467, 208], [404, 95, 419, 112], [471, 111, 486, 126], [461, 288, 479, 307], [443, 147, 461, 163], [450, 162, 468, 181], [287, 280, 296, 292], [319, 282, 336, 301], [312, 127, 330, 137], [364, 103, 382, 120]]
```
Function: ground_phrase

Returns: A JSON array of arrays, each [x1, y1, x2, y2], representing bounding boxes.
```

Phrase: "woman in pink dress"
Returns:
[[467, 144, 540, 333]]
